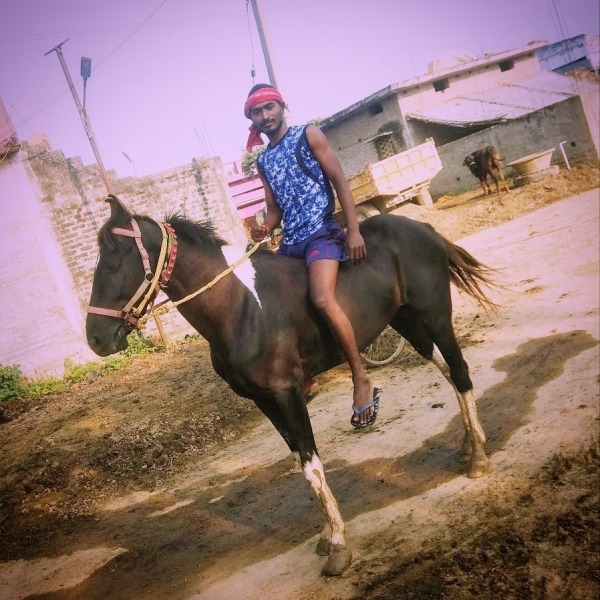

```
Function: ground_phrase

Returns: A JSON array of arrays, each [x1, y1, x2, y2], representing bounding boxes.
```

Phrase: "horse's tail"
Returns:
[[443, 237, 499, 311]]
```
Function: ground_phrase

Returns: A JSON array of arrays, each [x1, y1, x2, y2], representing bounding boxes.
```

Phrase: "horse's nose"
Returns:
[[87, 335, 104, 355]]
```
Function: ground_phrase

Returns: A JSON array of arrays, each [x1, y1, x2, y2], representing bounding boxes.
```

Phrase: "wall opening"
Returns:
[[433, 78, 449, 92], [368, 103, 384, 116], [498, 59, 514, 72]]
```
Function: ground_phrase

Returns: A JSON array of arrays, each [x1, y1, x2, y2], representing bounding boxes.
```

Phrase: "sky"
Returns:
[[1, 0, 598, 178]]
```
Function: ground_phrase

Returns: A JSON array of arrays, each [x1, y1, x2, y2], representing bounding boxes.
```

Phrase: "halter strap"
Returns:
[[87, 218, 172, 328]]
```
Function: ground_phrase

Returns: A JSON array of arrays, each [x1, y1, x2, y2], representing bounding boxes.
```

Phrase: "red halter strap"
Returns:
[[87, 218, 177, 329]]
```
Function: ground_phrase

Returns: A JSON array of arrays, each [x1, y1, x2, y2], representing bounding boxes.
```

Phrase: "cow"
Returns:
[[464, 146, 510, 195]]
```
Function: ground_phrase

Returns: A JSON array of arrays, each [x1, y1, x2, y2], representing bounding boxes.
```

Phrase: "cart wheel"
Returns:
[[361, 326, 406, 366]]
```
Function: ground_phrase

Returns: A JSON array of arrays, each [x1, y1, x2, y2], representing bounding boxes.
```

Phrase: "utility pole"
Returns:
[[45, 39, 114, 194], [249, 0, 279, 89]]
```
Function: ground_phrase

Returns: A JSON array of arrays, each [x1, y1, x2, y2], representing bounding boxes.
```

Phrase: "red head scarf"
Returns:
[[243, 87, 284, 152]]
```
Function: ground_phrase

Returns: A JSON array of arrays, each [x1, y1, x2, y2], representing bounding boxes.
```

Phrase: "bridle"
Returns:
[[87, 218, 178, 330], [87, 216, 263, 331]]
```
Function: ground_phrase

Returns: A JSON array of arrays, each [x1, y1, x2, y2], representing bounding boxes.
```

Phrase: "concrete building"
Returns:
[[538, 33, 600, 75], [321, 39, 599, 197]]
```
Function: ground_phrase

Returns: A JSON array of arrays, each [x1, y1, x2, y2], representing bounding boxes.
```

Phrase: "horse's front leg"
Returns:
[[255, 389, 352, 576], [302, 451, 352, 575]]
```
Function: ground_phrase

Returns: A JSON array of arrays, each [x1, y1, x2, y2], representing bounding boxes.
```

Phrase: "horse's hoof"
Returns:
[[316, 538, 330, 556], [321, 543, 352, 576], [468, 454, 490, 478]]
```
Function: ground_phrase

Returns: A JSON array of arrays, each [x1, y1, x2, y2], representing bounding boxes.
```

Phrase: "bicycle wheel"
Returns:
[[361, 326, 406, 366]]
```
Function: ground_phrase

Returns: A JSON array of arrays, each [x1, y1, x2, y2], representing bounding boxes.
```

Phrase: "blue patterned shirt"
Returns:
[[257, 125, 335, 245]]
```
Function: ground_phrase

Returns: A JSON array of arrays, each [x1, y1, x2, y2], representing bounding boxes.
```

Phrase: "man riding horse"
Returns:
[[245, 84, 381, 429]]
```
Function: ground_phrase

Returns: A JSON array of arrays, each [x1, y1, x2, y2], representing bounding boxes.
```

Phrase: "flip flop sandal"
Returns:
[[350, 387, 381, 429]]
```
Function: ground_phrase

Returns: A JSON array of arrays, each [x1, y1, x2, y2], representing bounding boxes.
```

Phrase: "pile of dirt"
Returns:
[[399, 163, 599, 240], [0, 164, 598, 599], [1, 165, 597, 530], [0, 340, 263, 532], [353, 443, 599, 599]]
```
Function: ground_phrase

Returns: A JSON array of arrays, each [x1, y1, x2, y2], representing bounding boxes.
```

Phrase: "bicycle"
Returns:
[[361, 326, 406, 366]]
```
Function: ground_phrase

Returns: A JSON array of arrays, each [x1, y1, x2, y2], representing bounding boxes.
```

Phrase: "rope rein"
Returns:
[[138, 240, 262, 328]]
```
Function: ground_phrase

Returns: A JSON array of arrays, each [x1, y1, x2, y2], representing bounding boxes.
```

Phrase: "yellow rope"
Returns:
[[0, 146, 11, 165], [138, 241, 262, 328]]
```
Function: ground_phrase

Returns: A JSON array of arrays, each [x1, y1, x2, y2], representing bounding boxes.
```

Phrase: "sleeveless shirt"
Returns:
[[257, 125, 335, 245]]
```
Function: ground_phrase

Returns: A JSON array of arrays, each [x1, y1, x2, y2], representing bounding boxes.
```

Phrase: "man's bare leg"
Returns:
[[308, 259, 376, 425]]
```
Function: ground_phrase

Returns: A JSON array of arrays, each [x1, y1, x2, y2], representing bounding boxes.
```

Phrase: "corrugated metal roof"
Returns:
[[406, 71, 598, 127]]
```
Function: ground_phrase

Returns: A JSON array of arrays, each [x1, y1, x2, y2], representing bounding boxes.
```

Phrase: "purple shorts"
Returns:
[[278, 220, 348, 265]]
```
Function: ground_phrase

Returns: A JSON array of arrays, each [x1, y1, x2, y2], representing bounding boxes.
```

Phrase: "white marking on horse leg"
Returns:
[[461, 389, 486, 445], [461, 389, 490, 477], [303, 454, 346, 548], [431, 350, 489, 477], [431, 350, 471, 434], [431, 349, 452, 384], [431, 349, 473, 457], [221, 245, 263, 308]]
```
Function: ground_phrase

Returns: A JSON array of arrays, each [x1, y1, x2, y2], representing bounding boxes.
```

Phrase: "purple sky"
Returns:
[[1, 0, 598, 177]]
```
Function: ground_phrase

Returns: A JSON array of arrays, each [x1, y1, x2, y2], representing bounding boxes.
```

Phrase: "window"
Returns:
[[374, 134, 395, 160], [368, 103, 383, 116], [433, 78, 449, 92], [499, 59, 514, 72]]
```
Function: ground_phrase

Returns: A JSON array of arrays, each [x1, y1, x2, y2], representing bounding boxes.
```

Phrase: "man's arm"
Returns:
[[250, 170, 282, 242], [306, 125, 366, 263]]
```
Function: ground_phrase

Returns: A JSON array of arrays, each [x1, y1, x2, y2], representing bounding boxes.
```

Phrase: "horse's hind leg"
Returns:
[[425, 320, 489, 478], [254, 389, 352, 576], [429, 350, 485, 461], [391, 310, 489, 478]]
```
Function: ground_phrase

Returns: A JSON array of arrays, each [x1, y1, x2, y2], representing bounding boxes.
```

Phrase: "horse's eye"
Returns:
[[108, 261, 121, 273]]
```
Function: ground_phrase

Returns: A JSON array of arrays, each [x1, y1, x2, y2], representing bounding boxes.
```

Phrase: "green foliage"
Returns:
[[25, 377, 67, 397], [240, 120, 322, 177], [3, 330, 170, 400], [241, 147, 265, 178], [119, 330, 164, 357], [0, 364, 25, 402]]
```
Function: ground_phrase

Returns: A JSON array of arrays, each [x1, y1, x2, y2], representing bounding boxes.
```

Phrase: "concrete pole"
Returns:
[[250, 0, 279, 89], [45, 39, 114, 194]]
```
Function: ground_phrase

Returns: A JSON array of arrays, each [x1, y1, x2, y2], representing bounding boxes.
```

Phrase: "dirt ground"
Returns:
[[0, 165, 599, 600]]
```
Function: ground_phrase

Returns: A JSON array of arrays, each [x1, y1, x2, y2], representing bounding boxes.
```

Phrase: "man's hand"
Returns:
[[250, 221, 269, 242], [346, 229, 367, 264]]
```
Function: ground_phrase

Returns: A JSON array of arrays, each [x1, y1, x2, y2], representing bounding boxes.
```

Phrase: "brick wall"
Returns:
[[323, 96, 405, 177], [0, 144, 246, 378]]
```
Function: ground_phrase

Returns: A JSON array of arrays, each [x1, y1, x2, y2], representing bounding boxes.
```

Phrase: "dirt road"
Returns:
[[0, 168, 598, 600]]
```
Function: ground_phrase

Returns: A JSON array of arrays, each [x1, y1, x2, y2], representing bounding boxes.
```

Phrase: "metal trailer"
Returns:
[[336, 138, 443, 222]]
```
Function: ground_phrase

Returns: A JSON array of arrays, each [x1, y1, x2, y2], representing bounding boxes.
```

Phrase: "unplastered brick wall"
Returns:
[[323, 96, 404, 178], [1, 143, 246, 376]]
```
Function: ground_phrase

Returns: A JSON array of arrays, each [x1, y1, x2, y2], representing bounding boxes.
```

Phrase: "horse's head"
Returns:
[[86, 195, 166, 356]]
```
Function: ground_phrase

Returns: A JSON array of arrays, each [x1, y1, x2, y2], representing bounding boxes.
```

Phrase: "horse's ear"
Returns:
[[105, 194, 131, 221]]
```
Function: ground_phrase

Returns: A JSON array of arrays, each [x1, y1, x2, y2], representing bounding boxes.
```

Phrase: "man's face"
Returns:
[[249, 100, 284, 136]]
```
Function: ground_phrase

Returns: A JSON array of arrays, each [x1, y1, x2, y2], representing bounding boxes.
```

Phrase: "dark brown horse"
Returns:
[[86, 195, 496, 576], [464, 146, 510, 194]]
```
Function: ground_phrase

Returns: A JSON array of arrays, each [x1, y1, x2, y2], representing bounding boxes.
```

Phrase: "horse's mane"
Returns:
[[98, 211, 226, 250], [165, 213, 226, 248]]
